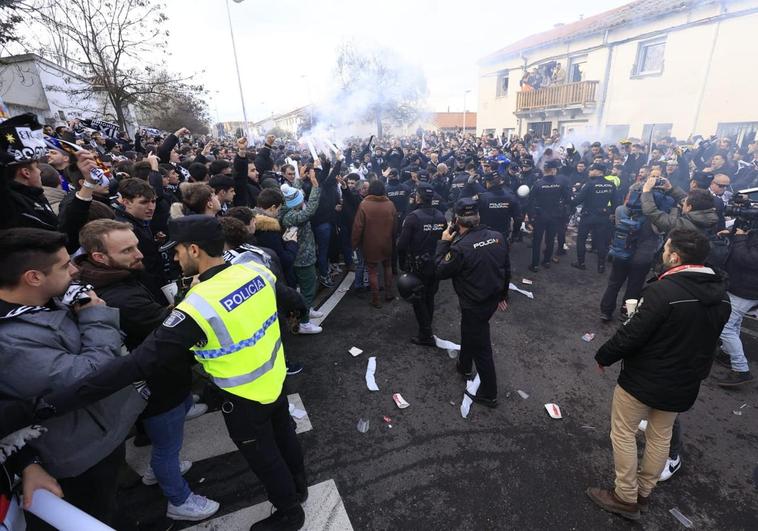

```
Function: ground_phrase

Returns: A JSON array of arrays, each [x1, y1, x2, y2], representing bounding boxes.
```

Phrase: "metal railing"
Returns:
[[516, 80, 599, 112]]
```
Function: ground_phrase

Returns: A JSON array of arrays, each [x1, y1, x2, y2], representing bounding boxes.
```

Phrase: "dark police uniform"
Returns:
[[573, 164, 619, 271], [398, 183, 447, 344], [478, 174, 521, 240], [435, 199, 511, 403], [40, 216, 307, 529], [528, 170, 572, 270], [386, 174, 413, 273]]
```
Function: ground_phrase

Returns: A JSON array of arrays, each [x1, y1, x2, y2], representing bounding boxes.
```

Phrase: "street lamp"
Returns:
[[226, 0, 249, 137], [463, 89, 472, 135]]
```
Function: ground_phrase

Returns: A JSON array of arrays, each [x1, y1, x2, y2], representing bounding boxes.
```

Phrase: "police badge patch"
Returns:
[[163, 310, 186, 328]]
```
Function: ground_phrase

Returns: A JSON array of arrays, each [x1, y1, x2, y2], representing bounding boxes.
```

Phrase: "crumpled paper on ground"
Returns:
[[509, 282, 534, 299], [434, 335, 460, 350], [460, 374, 481, 418], [365, 356, 379, 391]]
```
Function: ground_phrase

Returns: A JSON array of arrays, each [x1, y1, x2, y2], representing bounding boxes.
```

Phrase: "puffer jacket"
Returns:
[[0, 300, 145, 478], [281, 186, 321, 267]]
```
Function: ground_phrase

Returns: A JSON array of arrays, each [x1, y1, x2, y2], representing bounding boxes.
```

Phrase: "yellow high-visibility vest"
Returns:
[[177, 262, 284, 404]]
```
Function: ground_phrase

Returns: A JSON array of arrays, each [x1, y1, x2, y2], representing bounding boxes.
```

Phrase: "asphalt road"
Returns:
[[121, 239, 758, 531]]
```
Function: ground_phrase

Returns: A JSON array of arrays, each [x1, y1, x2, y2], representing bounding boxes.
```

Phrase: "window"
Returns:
[[496, 71, 509, 97], [641, 123, 673, 143], [528, 121, 552, 138], [716, 122, 758, 148], [568, 55, 587, 83], [633, 38, 666, 76]]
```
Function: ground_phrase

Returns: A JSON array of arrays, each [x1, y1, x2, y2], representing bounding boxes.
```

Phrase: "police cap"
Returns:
[[589, 163, 607, 173], [544, 159, 561, 170], [454, 198, 479, 217], [416, 182, 434, 200], [162, 215, 224, 251]]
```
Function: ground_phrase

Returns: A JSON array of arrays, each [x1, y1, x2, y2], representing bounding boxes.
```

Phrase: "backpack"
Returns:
[[609, 208, 645, 261]]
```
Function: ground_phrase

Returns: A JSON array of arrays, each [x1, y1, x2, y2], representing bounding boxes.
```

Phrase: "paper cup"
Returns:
[[161, 282, 178, 305], [625, 299, 639, 315]]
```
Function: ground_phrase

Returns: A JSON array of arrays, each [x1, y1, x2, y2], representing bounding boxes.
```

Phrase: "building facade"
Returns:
[[477, 0, 758, 145], [0, 53, 132, 128]]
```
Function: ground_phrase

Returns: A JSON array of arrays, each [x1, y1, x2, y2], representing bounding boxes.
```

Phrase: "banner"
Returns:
[[81, 118, 120, 139], [0, 113, 47, 163]]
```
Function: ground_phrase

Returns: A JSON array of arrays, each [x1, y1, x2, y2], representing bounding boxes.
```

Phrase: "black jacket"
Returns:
[[76, 259, 189, 418], [725, 231, 758, 300], [309, 160, 341, 226], [115, 209, 167, 303], [0, 180, 58, 231], [528, 175, 572, 219], [435, 224, 511, 308], [478, 186, 521, 238], [596, 268, 731, 412], [386, 179, 412, 222], [397, 206, 446, 274]]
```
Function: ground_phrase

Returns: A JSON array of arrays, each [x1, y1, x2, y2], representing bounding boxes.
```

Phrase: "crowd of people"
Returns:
[[0, 110, 756, 529]]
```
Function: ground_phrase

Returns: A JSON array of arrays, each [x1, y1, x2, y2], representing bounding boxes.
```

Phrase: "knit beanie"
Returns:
[[281, 183, 304, 208]]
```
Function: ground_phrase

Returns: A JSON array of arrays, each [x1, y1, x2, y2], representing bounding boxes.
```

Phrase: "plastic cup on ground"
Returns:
[[625, 298, 639, 315]]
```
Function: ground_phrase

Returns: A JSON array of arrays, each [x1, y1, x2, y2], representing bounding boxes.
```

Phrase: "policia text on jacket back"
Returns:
[[36, 215, 308, 531]]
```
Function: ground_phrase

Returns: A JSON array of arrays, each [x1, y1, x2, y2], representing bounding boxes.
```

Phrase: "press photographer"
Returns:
[[714, 189, 758, 386]]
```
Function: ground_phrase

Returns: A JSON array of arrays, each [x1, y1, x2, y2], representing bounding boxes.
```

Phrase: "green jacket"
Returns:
[[281, 186, 321, 267]]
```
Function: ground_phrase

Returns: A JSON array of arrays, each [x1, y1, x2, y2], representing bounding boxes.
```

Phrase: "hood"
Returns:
[[75, 257, 133, 290], [664, 268, 727, 307], [170, 202, 187, 219], [685, 208, 718, 230], [363, 195, 390, 202], [252, 209, 281, 232]]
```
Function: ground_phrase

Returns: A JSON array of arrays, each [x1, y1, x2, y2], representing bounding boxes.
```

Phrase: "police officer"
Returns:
[[436, 199, 511, 407], [398, 183, 447, 346], [572, 163, 619, 273], [386, 168, 413, 274], [479, 171, 521, 241], [527, 159, 572, 272], [38, 215, 308, 530]]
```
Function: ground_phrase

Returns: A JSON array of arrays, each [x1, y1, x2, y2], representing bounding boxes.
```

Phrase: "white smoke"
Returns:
[[300, 41, 429, 150]]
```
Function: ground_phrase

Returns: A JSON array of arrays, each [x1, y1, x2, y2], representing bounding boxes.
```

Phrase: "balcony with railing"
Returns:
[[515, 80, 599, 113]]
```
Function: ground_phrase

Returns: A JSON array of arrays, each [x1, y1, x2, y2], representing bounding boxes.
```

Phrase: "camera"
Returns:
[[724, 187, 758, 232], [654, 177, 667, 188]]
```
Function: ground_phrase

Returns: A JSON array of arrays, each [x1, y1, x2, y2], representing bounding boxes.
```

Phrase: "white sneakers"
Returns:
[[298, 322, 323, 334], [167, 493, 220, 521], [309, 308, 324, 319], [659, 455, 681, 482], [142, 460, 193, 486], [186, 402, 208, 420]]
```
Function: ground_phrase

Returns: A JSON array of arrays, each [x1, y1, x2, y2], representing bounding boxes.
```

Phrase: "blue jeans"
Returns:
[[353, 249, 368, 288], [312, 222, 331, 278], [720, 292, 756, 373], [142, 394, 193, 505]]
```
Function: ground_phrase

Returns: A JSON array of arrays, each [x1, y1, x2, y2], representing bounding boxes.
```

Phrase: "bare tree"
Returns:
[[20, 0, 204, 130], [334, 41, 427, 138], [0, 0, 22, 49]]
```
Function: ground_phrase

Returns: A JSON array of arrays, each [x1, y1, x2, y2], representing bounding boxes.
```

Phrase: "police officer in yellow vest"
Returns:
[[35, 215, 308, 530]]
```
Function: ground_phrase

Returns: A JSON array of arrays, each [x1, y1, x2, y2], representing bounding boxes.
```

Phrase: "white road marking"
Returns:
[[184, 479, 353, 531], [311, 272, 354, 326], [126, 393, 312, 475]]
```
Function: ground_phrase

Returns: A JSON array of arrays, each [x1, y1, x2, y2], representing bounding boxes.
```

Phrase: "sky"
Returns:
[[164, 0, 630, 124]]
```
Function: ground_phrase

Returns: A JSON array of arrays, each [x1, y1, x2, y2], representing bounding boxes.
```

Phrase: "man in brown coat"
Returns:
[[352, 180, 397, 308]]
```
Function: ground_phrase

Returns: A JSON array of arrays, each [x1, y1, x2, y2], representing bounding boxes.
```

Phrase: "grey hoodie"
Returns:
[[0, 301, 145, 478]]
